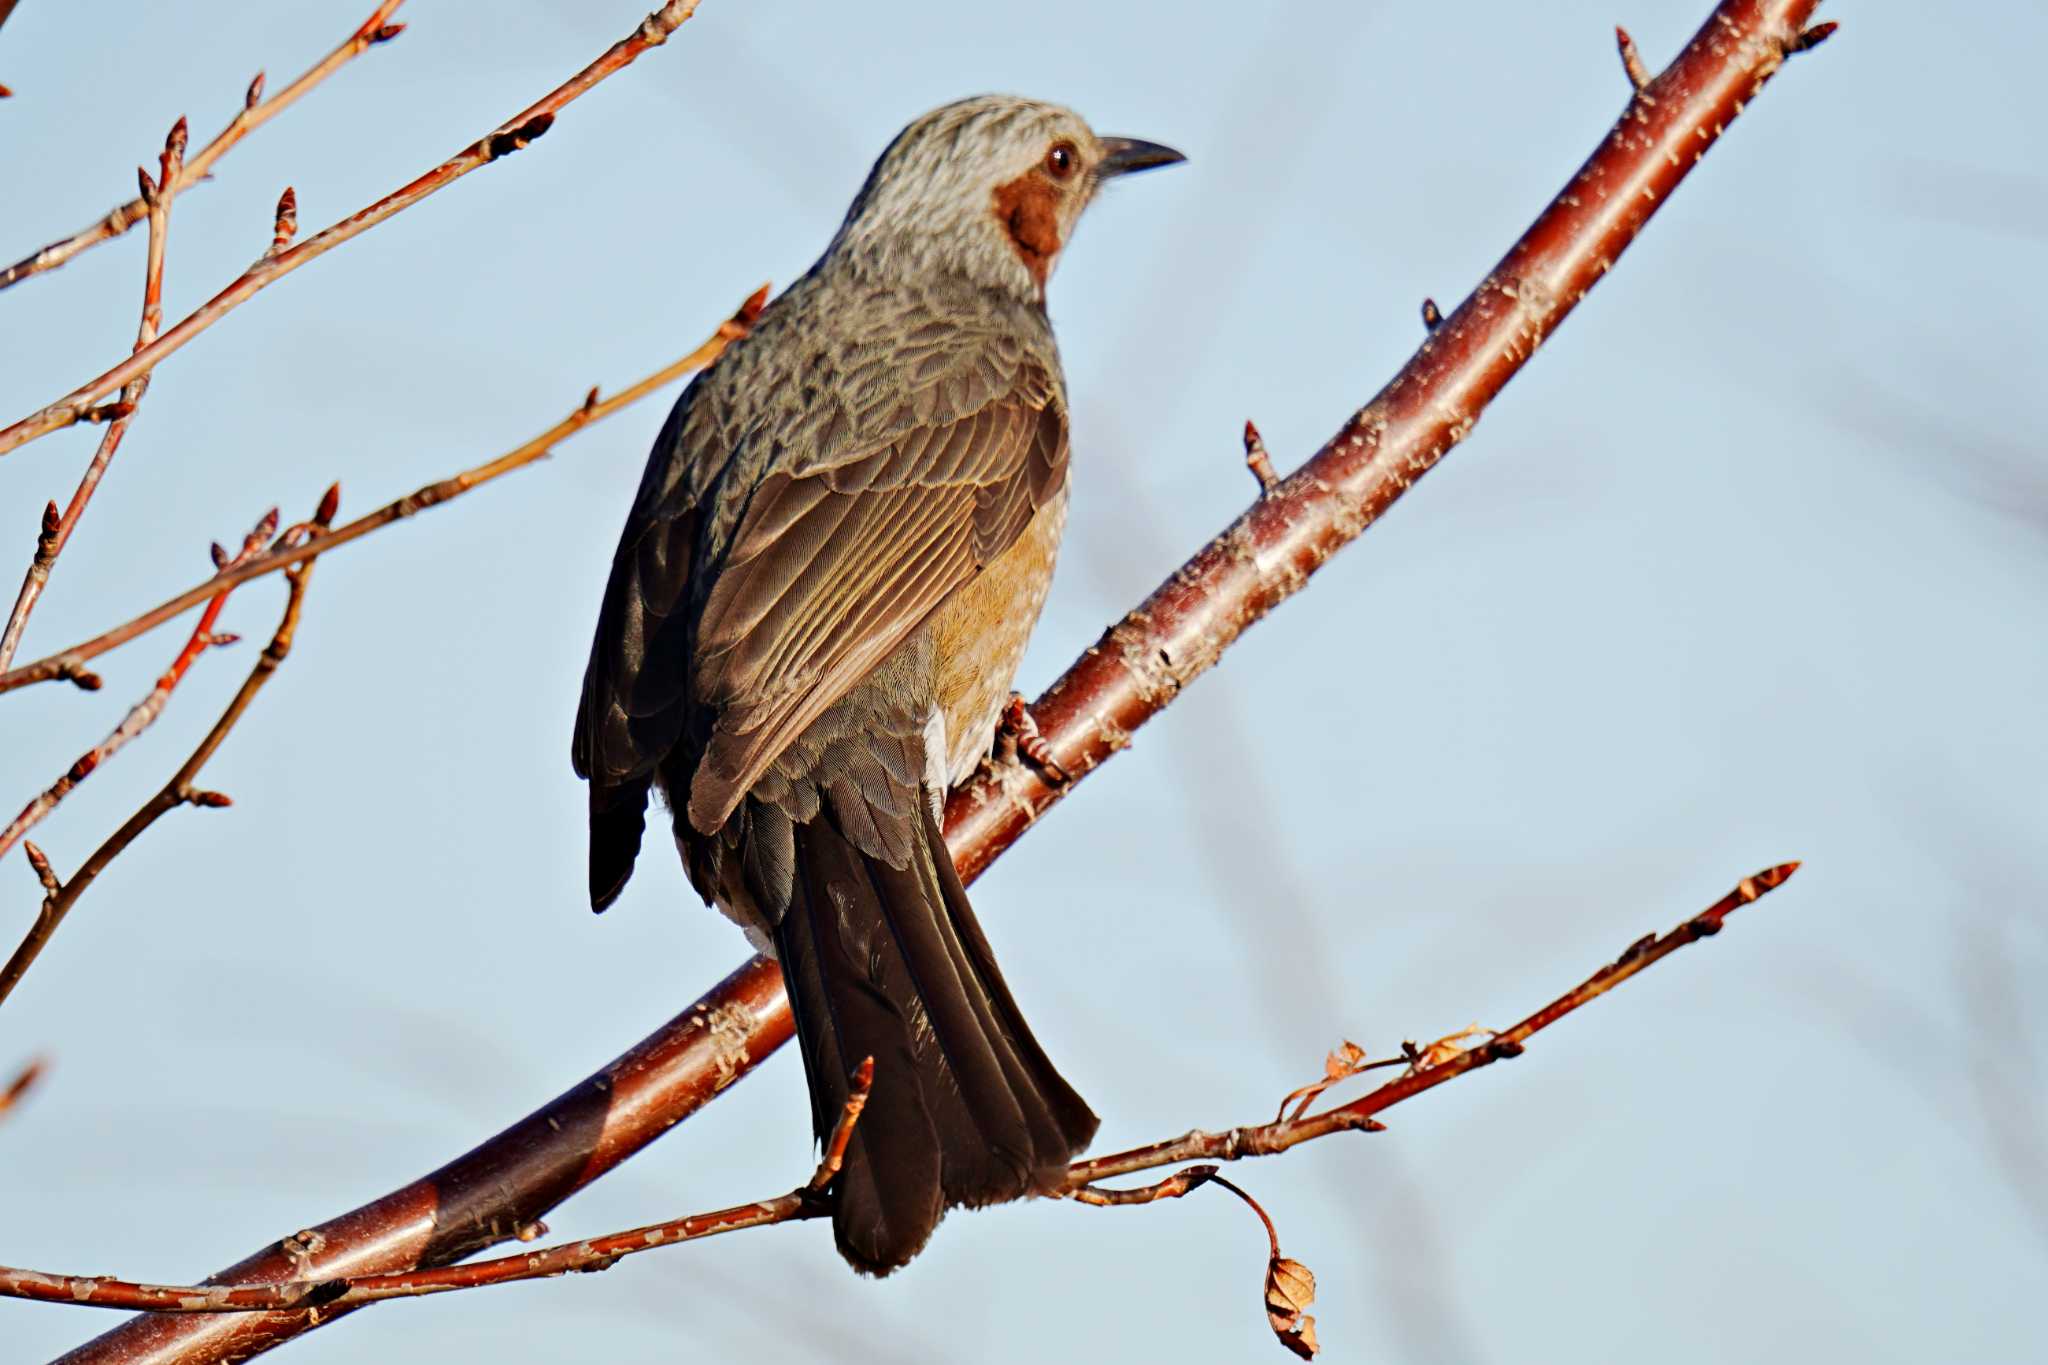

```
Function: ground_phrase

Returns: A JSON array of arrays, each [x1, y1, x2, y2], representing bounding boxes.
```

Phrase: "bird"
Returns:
[[573, 95, 1184, 1274]]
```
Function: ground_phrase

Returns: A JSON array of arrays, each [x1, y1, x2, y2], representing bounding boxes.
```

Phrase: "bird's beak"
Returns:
[[1096, 136, 1186, 179]]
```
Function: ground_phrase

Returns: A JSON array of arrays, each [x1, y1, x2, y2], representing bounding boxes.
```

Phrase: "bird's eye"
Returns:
[[1044, 142, 1077, 180]]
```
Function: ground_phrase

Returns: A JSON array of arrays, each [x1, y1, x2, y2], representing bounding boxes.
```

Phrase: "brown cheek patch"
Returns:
[[991, 173, 1062, 285]]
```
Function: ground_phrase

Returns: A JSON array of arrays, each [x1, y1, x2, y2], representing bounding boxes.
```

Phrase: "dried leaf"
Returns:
[[1279, 1039, 1376, 1122], [1265, 1255, 1319, 1359], [1407, 1023, 1493, 1073], [1324, 1040, 1366, 1079]]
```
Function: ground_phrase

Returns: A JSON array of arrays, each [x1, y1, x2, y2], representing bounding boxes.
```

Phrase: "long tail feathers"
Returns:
[[771, 796, 1097, 1274]]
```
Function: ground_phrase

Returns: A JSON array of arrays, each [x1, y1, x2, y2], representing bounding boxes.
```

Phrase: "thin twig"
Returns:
[[0, 499, 334, 1011], [0, 117, 187, 671], [0, 510, 273, 867], [0, 3, 407, 292], [0, 286, 763, 697], [0, 0, 707, 457], [0, 865, 1796, 1312], [806, 1057, 875, 1194], [1069, 1164, 1218, 1207], [1066, 863, 1800, 1184]]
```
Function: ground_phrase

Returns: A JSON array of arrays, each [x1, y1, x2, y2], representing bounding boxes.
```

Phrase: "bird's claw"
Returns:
[[997, 693, 1069, 784]]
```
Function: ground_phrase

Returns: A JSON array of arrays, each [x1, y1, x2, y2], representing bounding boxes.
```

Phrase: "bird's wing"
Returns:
[[574, 375, 722, 909], [684, 355, 1067, 835]]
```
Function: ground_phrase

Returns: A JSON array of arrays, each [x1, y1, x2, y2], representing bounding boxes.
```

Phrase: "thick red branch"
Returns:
[[50, 4, 1826, 1361]]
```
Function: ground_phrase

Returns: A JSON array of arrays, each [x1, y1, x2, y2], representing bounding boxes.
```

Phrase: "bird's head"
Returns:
[[828, 94, 1184, 302]]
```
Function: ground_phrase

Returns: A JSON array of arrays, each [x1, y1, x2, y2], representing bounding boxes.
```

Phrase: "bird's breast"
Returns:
[[927, 475, 1070, 786]]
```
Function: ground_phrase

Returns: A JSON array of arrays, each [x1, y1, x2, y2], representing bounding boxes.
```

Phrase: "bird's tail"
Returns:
[[771, 795, 1098, 1275]]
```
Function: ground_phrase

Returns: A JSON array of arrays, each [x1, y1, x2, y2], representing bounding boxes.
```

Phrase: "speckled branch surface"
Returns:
[[50, 3, 1828, 1361]]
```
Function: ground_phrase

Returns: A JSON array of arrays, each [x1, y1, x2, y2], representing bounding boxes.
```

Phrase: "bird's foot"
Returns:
[[996, 692, 1069, 785]]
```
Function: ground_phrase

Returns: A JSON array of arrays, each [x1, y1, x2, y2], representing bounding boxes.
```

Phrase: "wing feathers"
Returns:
[[687, 379, 1064, 833], [578, 291, 1069, 882]]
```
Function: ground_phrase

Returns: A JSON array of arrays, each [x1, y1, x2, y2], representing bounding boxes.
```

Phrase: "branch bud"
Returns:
[[484, 113, 555, 161], [1788, 21, 1838, 54], [23, 841, 58, 895], [271, 186, 299, 255], [1243, 421, 1279, 494], [315, 482, 342, 529]]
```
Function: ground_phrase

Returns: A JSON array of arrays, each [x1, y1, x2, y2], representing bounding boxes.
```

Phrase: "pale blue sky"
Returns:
[[2, 2, 2044, 1362]]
